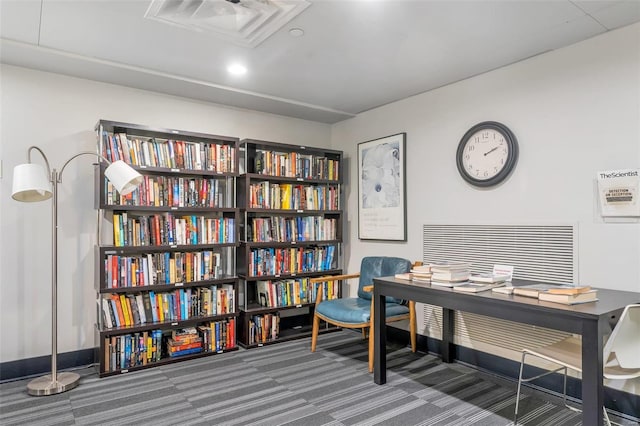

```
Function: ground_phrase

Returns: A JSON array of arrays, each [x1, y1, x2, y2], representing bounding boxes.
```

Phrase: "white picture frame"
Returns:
[[357, 133, 407, 241]]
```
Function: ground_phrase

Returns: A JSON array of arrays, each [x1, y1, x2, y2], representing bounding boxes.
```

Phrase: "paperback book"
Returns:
[[491, 285, 515, 295], [453, 282, 506, 293], [469, 273, 510, 284], [429, 261, 470, 273], [430, 279, 470, 288], [538, 290, 598, 305], [513, 283, 575, 298]]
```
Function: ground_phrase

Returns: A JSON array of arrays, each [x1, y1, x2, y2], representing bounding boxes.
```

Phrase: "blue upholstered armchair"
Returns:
[[310, 256, 417, 372]]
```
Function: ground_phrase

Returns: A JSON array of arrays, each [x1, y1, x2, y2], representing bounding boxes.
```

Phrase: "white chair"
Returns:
[[514, 304, 640, 425]]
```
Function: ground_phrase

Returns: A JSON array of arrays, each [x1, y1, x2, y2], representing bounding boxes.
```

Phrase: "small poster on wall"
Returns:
[[357, 133, 407, 241], [597, 169, 640, 217]]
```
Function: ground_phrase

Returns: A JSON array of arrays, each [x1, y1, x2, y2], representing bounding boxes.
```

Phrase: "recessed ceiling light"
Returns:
[[289, 28, 304, 37], [227, 63, 247, 75]]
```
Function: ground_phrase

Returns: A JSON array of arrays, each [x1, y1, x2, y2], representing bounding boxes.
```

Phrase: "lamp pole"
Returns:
[[25, 149, 114, 396]]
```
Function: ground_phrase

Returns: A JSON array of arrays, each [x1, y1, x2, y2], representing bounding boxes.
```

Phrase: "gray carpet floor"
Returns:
[[0, 330, 634, 425]]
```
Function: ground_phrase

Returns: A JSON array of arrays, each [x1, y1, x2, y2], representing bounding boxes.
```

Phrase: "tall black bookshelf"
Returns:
[[94, 120, 240, 376], [237, 139, 344, 348]]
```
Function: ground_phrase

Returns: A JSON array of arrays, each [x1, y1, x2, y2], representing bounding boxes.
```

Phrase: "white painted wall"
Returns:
[[0, 65, 331, 363], [332, 23, 640, 296], [1, 22, 639, 369]]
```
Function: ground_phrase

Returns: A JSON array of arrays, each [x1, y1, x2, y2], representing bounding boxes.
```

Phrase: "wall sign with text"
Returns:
[[597, 169, 639, 217]]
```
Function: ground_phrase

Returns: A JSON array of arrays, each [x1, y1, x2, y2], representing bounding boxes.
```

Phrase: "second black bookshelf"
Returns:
[[237, 139, 344, 348]]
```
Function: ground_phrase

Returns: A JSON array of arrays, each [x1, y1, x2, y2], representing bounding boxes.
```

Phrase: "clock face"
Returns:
[[456, 122, 518, 187]]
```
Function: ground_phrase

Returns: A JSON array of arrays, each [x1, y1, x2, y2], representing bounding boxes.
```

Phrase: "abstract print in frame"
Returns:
[[357, 133, 407, 241]]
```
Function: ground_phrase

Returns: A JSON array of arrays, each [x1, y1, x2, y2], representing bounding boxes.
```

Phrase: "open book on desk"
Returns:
[[513, 283, 575, 298], [453, 282, 506, 293], [430, 279, 469, 288]]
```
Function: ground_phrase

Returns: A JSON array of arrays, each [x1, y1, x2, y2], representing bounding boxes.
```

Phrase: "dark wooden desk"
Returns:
[[372, 277, 640, 426]]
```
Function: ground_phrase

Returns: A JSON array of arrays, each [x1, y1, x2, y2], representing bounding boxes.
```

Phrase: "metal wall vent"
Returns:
[[423, 224, 577, 284], [145, 0, 311, 48]]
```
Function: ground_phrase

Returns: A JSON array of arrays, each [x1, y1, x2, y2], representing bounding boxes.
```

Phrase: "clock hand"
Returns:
[[484, 147, 498, 156]]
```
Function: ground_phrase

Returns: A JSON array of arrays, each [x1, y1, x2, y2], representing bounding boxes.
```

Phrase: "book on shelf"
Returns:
[[469, 273, 510, 284], [100, 299, 113, 328], [168, 347, 203, 357], [453, 282, 507, 293], [538, 289, 598, 305], [513, 283, 576, 298]]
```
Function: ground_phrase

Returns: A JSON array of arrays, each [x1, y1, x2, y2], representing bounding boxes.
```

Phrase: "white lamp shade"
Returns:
[[104, 160, 143, 195], [12, 163, 52, 202]]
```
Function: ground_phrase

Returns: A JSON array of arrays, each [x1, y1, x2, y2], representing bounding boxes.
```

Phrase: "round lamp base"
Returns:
[[27, 372, 80, 396]]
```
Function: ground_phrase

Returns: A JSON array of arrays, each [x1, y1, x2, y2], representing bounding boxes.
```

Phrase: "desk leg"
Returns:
[[374, 291, 386, 385], [442, 308, 455, 363], [582, 318, 604, 426]]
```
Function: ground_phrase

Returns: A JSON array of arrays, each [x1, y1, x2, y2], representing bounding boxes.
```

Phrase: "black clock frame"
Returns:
[[456, 121, 518, 187]]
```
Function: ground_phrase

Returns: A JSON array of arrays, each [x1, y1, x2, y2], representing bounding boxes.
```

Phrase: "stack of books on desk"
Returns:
[[513, 283, 598, 305], [454, 273, 509, 293], [429, 261, 470, 287], [513, 283, 573, 298], [538, 286, 598, 305], [409, 264, 432, 283]]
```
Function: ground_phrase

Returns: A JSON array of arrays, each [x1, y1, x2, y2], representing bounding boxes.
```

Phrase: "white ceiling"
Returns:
[[1, 0, 639, 124]]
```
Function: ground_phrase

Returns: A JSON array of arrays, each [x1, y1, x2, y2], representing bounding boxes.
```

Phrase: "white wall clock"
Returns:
[[456, 121, 519, 187]]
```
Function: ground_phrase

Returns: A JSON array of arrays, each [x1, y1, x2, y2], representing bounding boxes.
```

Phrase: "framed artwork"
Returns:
[[357, 133, 407, 241]]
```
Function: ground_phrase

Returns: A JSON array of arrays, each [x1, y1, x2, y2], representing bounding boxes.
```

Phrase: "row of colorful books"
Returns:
[[105, 175, 229, 208], [253, 149, 339, 181], [248, 245, 336, 276], [104, 329, 163, 372], [100, 285, 235, 328], [255, 277, 339, 308], [102, 131, 236, 172], [167, 322, 236, 357], [104, 250, 223, 288], [103, 322, 236, 373], [247, 313, 280, 345], [248, 182, 340, 210], [248, 216, 337, 243], [196, 319, 236, 354], [112, 212, 235, 247]]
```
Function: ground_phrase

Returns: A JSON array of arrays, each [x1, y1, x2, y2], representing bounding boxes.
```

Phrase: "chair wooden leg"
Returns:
[[362, 328, 367, 340], [311, 314, 320, 352], [409, 300, 417, 353]]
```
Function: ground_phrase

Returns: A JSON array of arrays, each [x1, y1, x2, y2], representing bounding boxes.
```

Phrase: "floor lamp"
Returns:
[[11, 146, 142, 396]]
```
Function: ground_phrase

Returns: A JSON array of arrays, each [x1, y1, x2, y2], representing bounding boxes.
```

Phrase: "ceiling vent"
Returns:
[[145, 0, 311, 48]]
